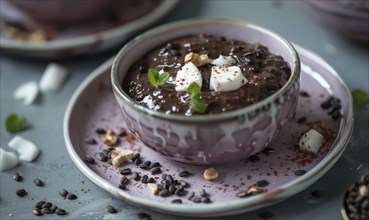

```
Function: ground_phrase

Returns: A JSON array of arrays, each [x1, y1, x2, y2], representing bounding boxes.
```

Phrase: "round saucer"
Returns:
[[63, 45, 353, 217]]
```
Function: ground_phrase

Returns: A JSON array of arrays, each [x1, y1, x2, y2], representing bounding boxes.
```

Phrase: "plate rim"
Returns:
[[0, 0, 179, 51], [63, 45, 354, 217]]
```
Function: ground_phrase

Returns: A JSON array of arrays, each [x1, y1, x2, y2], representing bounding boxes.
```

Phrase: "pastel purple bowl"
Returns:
[[111, 19, 301, 165], [300, 0, 369, 43]]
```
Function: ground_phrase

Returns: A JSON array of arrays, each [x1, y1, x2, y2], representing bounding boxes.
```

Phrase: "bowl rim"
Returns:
[[111, 18, 301, 122]]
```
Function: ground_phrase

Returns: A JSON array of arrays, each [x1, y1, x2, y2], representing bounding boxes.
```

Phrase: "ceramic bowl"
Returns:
[[6, 0, 114, 25], [111, 19, 301, 165], [300, 0, 369, 44]]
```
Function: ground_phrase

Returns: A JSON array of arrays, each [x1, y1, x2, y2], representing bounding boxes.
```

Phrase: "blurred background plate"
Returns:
[[0, 0, 178, 59]]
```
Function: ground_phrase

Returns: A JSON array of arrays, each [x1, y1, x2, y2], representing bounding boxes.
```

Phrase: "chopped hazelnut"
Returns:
[[203, 167, 218, 180], [184, 52, 210, 67], [111, 148, 134, 167], [103, 129, 119, 147], [148, 183, 158, 195]]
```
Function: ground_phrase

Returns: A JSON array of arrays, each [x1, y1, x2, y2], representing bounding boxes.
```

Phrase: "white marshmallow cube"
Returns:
[[210, 66, 248, 92], [0, 148, 18, 171], [39, 63, 69, 92], [8, 135, 40, 161], [13, 81, 39, 105], [299, 129, 325, 154], [175, 62, 202, 92], [211, 55, 236, 67]]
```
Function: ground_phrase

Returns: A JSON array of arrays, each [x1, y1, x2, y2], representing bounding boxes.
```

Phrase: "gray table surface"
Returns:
[[1, 1, 368, 219]]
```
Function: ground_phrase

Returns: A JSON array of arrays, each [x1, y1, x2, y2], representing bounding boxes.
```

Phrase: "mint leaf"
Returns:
[[352, 89, 369, 106], [189, 98, 208, 113], [187, 82, 208, 113], [5, 113, 28, 133], [148, 68, 169, 88]]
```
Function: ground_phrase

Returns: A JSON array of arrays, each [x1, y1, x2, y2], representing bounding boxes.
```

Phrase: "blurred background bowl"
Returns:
[[300, 0, 369, 44]]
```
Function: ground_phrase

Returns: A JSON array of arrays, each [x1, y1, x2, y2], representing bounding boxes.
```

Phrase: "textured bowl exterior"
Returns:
[[300, 0, 369, 43], [112, 19, 300, 165]]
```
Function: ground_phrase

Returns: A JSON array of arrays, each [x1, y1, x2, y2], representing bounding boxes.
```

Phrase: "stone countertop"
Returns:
[[1, 1, 368, 219]]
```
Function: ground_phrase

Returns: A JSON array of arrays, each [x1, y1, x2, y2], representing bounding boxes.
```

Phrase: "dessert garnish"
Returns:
[[299, 129, 325, 154], [187, 82, 207, 113], [5, 113, 28, 133], [148, 68, 169, 88], [8, 135, 41, 161]]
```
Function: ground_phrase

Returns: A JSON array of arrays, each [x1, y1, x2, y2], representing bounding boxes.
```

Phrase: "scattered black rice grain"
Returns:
[[56, 208, 67, 216], [147, 177, 155, 183], [84, 138, 97, 145], [13, 173, 23, 182], [35, 201, 45, 209], [191, 196, 201, 203], [106, 205, 117, 213], [50, 206, 58, 212], [151, 167, 162, 175], [248, 155, 260, 162], [164, 180, 170, 189], [310, 190, 325, 199], [139, 161, 151, 169], [120, 168, 132, 175], [169, 185, 176, 194], [84, 155, 95, 164], [95, 128, 106, 134], [42, 208, 54, 214], [148, 162, 160, 169], [66, 193, 77, 200], [299, 91, 310, 97], [34, 179, 44, 187], [141, 175, 148, 184], [166, 175, 174, 184], [297, 116, 307, 124], [16, 189, 27, 197], [137, 212, 151, 220], [102, 148, 113, 158], [132, 172, 141, 181], [118, 184, 126, 190], [120, 176, 130, 185], [161, 174, 167, 180], [32, 209, 43, 216], [201, 197, 211, 203], [59, 189, 68, 197], [258, 211, 274, 219], [199, 189, 207, 197], [178, 170, 190, 177], [159, 189, 170, 197], [175, 187, 184, 196], [179, 180, 188, 188], [131, 153, 140, 162], [187, 192, 195, 200], [167, 42, 179, 50], [96, 153, 108, 162], [171, 199, 182, 204], [42, 202, 52, 209], [134, 158, 142, 165], [256, 180, 270, 187], [294, 169, 307, 176]]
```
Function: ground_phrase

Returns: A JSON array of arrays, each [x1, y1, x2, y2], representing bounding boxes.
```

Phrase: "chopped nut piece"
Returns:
[[103, 130, 119, 147], [148, 183, 158, 195], [28, 30, 48, 42], [203, 167, 218, 180], [111, 148, 134, 167], [184, 52, 210, 67]]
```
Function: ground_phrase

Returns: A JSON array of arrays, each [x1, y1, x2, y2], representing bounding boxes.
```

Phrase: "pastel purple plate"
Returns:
[[64, 45, 353, 217]]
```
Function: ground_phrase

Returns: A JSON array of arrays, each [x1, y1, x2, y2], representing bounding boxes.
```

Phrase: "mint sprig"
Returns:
[[5, 113, 28, 133], [352, 89, 369, 106], [187, 82, 207, 113], [148, 68, 169, 88]]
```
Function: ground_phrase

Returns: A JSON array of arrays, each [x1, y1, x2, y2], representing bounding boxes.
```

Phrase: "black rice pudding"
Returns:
[[122, 34, 291, 116]]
